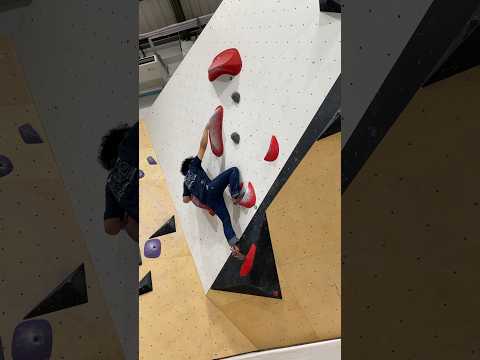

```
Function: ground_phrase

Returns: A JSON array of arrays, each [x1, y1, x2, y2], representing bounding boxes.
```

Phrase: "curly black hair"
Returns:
[[98, 124, 130, 170], [180, 157, 194, 176]]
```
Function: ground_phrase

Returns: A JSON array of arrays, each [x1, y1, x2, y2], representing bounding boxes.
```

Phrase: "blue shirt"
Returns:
[[183, 156, 210, 204], [104, 122, 139, 222]]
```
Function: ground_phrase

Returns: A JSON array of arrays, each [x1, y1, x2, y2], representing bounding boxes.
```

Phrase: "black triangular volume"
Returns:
[[424, 21, 480, 86], [318, 110, 341, 141], [0, 336, 4, 360], [24, 264, 88, 319], [211, 213, 282, 299], [149, 216, 176, 238], [320, 0, 341, 13], [139, 272, 153, 295]]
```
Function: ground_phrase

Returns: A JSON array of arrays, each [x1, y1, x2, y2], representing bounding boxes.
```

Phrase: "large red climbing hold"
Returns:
[[238, 182, 256, 208], [208, 48, 243, 81], [208, 105, 224, 157], [240, 244, 257, 277], [264, 135, 279, 162]]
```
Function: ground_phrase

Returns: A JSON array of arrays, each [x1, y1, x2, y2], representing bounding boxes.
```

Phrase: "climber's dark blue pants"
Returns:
[[205, 167, 241, 245]]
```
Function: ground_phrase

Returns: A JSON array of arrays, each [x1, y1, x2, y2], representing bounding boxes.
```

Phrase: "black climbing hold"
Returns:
[[24, 264, 88, 319], [0, 155, 13, 178], [18, 123, 43, 144], [11, 319, 52, 360], [139, 271, 153, 295], [231, 132, 240, 144], [320, 0, 341, 13], [138, 247, 142, 266], [231, 92, 241, 104], [139, 169, 145, 179], [149, 216, 176, 238], [146, 156, 157, 165]]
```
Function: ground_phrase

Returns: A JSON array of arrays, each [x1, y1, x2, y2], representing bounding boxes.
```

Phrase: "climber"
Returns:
[[98, 122, 139, 242], [181, 123, 245, 260]]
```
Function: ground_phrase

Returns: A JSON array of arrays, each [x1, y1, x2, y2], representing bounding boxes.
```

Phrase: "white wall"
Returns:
[[223, 339, 341, 360], [144, 0, 340, 291]]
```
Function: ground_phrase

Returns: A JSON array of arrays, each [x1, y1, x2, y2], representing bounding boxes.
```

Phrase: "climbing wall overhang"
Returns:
[[144, 0, 341, 292]]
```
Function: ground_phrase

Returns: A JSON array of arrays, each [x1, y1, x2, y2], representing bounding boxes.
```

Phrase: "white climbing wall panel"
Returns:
[[144, 0, 341, 291]]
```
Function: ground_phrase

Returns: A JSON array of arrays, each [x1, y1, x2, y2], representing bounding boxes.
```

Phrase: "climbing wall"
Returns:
[[0, 36, 124, 360], [144, 0, 341, 291], [0, 2, 138, 358]]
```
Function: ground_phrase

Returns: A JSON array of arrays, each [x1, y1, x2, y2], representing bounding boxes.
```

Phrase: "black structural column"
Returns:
[[169, 0, 186, 23]]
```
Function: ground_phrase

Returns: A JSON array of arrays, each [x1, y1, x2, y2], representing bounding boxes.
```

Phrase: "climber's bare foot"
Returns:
[[230, 245, 245, 260]]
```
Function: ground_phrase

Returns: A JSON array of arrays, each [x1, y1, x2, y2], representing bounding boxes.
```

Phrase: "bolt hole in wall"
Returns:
[[139, 0, 340, 359]]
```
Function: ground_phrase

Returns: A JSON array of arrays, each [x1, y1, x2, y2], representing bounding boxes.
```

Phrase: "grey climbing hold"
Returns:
[[139, 169, 145, 179], [231, 92, 241, 104], [231, 132, 240, 144]]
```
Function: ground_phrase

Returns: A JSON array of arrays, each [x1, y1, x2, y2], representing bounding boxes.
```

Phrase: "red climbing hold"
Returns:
[[238, 182, 256, 208], [264, 135, 279, 162], [208, 48, 243, 81], [240, 244, 257, 277], [208, 105, 224, 157]]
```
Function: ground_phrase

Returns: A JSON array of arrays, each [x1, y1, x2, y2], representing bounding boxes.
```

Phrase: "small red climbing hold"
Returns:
[[240, 244, 257, 277], [192, 196, 215, 215], [264, 135, 279, 162], [208, 105, 224, 157], [208, 48, 243, 81], [238, 182, 256, 208]]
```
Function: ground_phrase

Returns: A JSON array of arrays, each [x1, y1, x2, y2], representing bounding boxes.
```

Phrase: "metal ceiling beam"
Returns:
[[139, 14, 212, 40], [0, 0, 31, 12], [169, 0, 186, 23]]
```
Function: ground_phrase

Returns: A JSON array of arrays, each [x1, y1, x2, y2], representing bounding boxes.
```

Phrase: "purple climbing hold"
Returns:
[[0, 155, 13, 178], [144, 238, 161, 258], [139, 169, 145, 179], [18, 123, 43, 144], [146, 156, 157, 165], [11, 319, 52, 360]]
